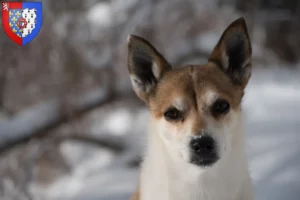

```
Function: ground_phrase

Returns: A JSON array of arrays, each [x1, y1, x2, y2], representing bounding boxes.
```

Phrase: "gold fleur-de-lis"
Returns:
[[9, 11, 13, 16], [12, 28, 17, 33], [11, 17, 17, 22], [16, 11, 21, 17], [9, 22, 13, 27]]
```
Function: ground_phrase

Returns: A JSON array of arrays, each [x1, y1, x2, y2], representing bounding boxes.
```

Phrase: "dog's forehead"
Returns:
[[157, 64, 232, 95], [149, 64, 241, 113]]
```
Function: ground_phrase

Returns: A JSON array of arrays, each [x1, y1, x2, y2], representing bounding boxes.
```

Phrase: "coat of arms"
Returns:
[[2, 2, 42, 46]]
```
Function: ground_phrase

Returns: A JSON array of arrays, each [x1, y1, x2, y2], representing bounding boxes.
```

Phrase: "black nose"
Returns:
[[191, 135, 215, 155], [190, 135, 218, 166]]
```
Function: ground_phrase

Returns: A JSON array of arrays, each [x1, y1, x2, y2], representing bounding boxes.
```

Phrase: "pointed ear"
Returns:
[[209, 17, 252, 88], [127, 35, 171, 101]]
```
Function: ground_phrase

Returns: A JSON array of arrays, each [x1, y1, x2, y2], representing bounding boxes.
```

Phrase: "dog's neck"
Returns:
[[140, 118, 250, 200]]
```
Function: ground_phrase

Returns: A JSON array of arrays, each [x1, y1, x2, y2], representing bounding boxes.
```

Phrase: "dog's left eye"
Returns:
[[211, 99, 230, 115], [164, 108, 182, 121]]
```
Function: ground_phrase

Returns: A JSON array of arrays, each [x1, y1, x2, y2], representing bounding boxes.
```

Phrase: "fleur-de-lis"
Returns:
[[11, 17, 17, 22], [16, 11, 21, 17], [9, 11, 13, 16], [12, 28, 17, 33], [9, 22, 13, 27]]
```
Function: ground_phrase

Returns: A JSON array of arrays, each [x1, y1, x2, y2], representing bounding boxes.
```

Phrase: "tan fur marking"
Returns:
[[148, 65, 242, 130]]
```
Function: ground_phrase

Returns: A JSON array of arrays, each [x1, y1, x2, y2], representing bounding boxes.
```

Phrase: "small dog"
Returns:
[[127, 17, 254, 200]]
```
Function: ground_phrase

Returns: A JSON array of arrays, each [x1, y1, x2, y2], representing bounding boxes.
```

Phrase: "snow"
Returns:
[[244, 68, 300, 200], [41, 68, 300, 200], [86, 2, 112, 28], [90, 109, 133, 136], [0, 88, 110, 149], [60, 141, 114, 174], [196, 32, 219, 54]]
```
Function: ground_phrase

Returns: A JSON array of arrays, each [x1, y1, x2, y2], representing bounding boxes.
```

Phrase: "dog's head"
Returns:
[[127, 18, 251, 168]]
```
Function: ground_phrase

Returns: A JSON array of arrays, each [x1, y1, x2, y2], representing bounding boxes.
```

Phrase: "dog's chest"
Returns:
[[168, 174, 237, 200], [141, 169, 239, 200]]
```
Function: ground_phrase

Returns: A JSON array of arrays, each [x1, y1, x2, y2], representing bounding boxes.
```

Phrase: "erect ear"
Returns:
[[209, 17, 252, 89], [127, 35, 171, 101]]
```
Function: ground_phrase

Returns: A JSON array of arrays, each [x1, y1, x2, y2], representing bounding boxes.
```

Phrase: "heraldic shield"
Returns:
[[2, 2, 42, 46]]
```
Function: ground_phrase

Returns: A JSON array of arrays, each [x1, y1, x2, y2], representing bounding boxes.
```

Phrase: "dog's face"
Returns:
[[147, 65, 245, 167], [127, 18, 251, 168]]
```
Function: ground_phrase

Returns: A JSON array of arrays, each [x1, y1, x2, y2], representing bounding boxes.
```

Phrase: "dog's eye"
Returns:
[[211, 99, 230, 115], [164, 108, 182, 121]]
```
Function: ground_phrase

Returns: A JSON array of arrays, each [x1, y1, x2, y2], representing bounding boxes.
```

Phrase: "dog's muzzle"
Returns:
[[189, 135, 219, 167]]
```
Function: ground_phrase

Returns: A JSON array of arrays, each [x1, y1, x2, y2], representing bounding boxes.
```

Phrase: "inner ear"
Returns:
[[209, 17, 252, 88], [127, 35, 171, 101]]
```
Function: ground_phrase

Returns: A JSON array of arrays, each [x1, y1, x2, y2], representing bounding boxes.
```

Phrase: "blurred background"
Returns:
[[0, 0, 299, 199]]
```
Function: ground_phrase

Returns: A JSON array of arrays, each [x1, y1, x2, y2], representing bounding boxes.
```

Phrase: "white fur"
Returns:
[[130, 74, 155, 95], [152, 62, 161, 79], [139, 105, 253, 200], [130, 62, 162, 96]]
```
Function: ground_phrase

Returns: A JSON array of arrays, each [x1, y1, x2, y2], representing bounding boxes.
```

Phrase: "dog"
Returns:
[[127, 17, 254, 200]]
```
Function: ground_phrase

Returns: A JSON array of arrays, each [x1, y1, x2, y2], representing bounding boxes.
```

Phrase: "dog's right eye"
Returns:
[[211, 99, 230, 116], [164, 108, 182, 121]]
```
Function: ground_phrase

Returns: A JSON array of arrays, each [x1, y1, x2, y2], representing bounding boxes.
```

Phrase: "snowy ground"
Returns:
[[39, 68, 300, 200], [244, 68, 300, 200]]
